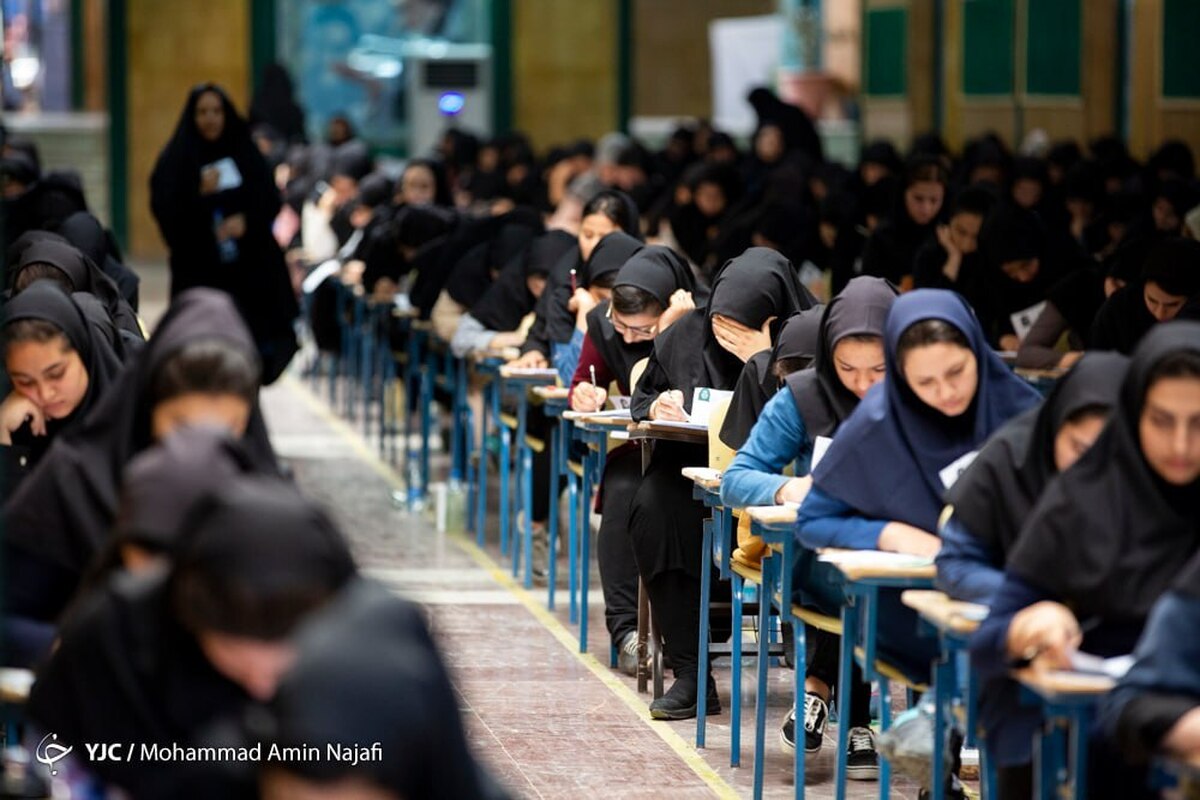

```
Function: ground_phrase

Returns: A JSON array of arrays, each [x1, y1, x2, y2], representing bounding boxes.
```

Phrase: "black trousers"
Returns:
[[806, 626, 872, 728], [597, 448, 641, 647]]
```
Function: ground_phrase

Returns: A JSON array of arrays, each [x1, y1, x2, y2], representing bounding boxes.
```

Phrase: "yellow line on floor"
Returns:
[[283, 376, 740, 799]]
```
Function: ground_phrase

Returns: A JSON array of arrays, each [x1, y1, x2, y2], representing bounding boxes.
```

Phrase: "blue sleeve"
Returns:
[[552, 329, 584, 387], [968, 574, 1050, 682], [794, 485, 887, 550], [720, 391, 812, 508], [934, 514, 1005, 605]]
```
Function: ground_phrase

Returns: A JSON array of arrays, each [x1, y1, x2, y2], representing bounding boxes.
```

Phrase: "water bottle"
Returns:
[[213, 211, 238, 264]]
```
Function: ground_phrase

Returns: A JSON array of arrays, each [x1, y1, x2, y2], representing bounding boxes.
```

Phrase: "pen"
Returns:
[[570, 269, 577, 293], [589, 365, 598, 400]]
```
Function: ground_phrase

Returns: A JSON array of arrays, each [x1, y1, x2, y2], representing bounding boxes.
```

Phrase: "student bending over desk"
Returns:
[[721, 277, 897, 764], [631, 247, 816, 721], [937, 351, 1127, 605], [970, 322, 1200, 799]]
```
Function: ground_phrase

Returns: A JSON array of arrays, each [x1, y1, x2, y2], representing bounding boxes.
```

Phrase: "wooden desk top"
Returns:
[[471, 347, 520, 364], [820, 548, 937, 581], [629, 420, 709, 445], [1014, 667, 1116, 697], [533, 386, 570, 400], [746, 504, 799, 527], [410, 319, 436, 333], [681, 466, 722, 490], [1015, 367, 1066, 381], [392, 306, 421, 319], [901, 590, 987, 635], [499, 366, 560, 382]]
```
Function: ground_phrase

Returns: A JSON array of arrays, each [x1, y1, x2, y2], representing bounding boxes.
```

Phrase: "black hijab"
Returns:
[[12, 239, 143, 341], [149, 84, 299, 379], [542, 231, 643, 344], [248, 63, 307, 145], [945, 352, 1128, 556], [1008, 322, 1200, 621], [788, 276, 899, 439], [4, 289, 280, 593], [27, 478, 355, 800], [720, 303, 826, 450], [2, 283, 125, 484], [258, 579, 506, 800], [57, 210, 141, 310], [468, 228, 569, 333], [585, 245, 694, 393], [444, 209, 543, 311], [632, 247, 816, 418], [1091, 238, 1200, 354]]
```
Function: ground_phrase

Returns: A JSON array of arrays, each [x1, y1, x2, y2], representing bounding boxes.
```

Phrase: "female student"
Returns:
[[796, 289, 1040, 761], [1, 283, 123, 492], [10, 236, 143, 342], [259, 579, 508, 800], [630, 247, 816, 719], [515, 190, 640, 369], [1099, 549, 1200, 771], [28, 477, 357, 799], [568, 246, 696, 673], [3, 289, 280, 634], [937, 352, 1128, 604], [718, 304, 824, 452], [911, 185, 996, 323], [970, 321, 1200, 799], [56, 210, 141, 311], [720, 276, 896, 764], [149, 83, 299, 383], [1090, 237, 1200, 354], [860, 155, 949, 287], [550, 230, 643, 384]]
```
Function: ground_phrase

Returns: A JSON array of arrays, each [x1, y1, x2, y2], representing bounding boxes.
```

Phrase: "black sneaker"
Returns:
[[780, 706, 797, 754], [802, 692, 828, 753], [648, 675, 721, 720], [846, 726, 880, 781]]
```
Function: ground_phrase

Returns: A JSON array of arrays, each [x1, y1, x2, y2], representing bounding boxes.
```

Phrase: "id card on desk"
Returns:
[[689, 387, 733, 426]]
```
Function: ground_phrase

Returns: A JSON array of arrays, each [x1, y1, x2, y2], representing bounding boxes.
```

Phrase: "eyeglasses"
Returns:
[[606, 304, 657, 340]]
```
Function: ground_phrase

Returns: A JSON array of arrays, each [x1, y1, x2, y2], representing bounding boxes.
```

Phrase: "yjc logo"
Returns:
[[34, 733, 73, 776]]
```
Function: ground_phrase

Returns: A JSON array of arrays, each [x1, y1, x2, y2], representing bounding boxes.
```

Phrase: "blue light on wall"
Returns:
[[438, 91, 466, 116]]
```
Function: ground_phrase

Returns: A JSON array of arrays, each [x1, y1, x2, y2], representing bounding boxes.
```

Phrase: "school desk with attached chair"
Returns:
[[534, 386, 569, 610]]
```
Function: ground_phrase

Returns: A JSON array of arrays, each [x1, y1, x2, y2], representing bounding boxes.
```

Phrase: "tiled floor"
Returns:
[[259, 369, 932, 799]]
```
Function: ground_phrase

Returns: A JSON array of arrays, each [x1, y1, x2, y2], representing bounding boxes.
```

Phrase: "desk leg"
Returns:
[[1070, 707, 1092, 800], [579, 445, 592, 653], [696, 517, 713, 748], [636, 578, 649, 694], [753, 555, 773, 800], [546, 419, 560, 610], [931, 642, 956, 800], [497, 391, 510, 558], [1036, 718, 1066, 800], [476, 378, 491, 542], [731, 571, 743, 768], [878, 676, 892, 799], [567, 454, 579, 626], [782, 543, 806, 796], [836, 599, 860, 800], [419, 346, 433, 498], [514, 392, 528, 581]]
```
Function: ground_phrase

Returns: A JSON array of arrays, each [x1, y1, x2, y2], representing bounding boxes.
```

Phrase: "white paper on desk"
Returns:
[[818, 550, 934, 569], [1068, 652, 1135, 680], [505, 368, 558, 379], [690, 387, 733, 426], [610, 395, 631, 410], [939, 450, 979, 490], [650, 419, 709, 432], [1010, 301, 1047, 342], [811, 436, 833, 469], [588, 409, 632, 419], [203, 157, 243, 191]]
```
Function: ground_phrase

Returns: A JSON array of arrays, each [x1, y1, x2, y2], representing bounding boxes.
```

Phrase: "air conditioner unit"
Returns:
[[404, 41, 492, 158]]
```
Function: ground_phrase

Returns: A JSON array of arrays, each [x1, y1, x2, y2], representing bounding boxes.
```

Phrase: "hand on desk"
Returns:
[[774, 476, 812, 505], [489, 331, 526, 350], [509, 350, 548, 370], [1007, 600, 1082, 671], [650, 390, 687, 421], [571, 382, 607, 413], [878, 522, 942, 559]]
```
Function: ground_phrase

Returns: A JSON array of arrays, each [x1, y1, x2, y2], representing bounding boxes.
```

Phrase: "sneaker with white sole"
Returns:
[[617, 632, 638, 676], [846, 726, 880, 781], [802, 692, 828, 754]]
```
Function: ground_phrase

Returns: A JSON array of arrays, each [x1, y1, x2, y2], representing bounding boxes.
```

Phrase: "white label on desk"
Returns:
[[811, 436, 833, 469], [939, 450, 979, 490], [1010, 301, 1047, 342], [689, 387, 733, 426]]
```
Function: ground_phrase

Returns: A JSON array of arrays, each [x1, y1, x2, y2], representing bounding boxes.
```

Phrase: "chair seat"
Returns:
[[853, 646, 930, 692], [568, 460, 584, 478], [730, 561, 763, 586], [499, 413, 519, 430], [524, 435, 546, 454], [787, 602, 843, 635]]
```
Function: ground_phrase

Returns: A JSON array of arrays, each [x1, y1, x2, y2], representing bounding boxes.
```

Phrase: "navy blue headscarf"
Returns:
[[810, 288, 1041, 532]]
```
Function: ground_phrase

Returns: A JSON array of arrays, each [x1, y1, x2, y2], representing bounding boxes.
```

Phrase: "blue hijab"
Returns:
[[811, 289, 1041, 532]]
